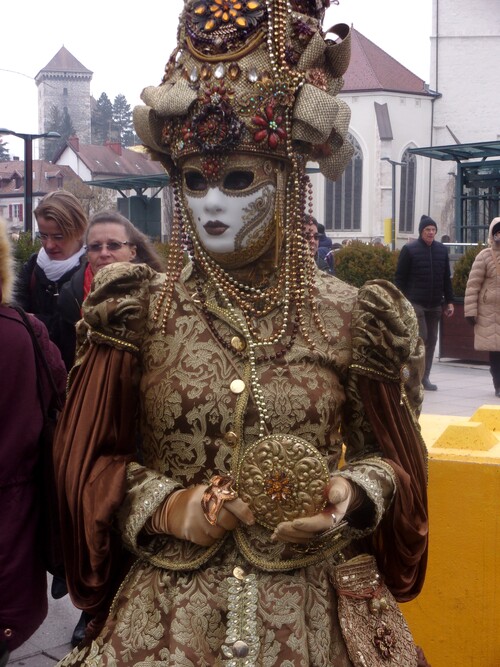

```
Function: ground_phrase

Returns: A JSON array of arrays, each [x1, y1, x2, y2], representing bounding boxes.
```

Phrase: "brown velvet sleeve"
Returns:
[[53, 343, 138, 616], [359, 376, 428, 602], [346, 279, 428, 602]]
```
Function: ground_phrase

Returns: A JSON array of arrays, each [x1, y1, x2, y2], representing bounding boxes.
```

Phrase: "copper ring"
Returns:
[[201, 475, 238, 526]]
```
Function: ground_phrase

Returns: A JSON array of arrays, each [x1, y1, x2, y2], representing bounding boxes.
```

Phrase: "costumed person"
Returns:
[[0, 217, 66, 662], [16, 190, 88, 371], [464, 217, 500, 397], [57, 209, 165, 382], [54, 2, 429, 665]]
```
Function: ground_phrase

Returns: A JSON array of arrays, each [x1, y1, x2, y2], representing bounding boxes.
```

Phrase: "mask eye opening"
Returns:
[[223, 170, 254, 191], [184, 170, 208, 192]]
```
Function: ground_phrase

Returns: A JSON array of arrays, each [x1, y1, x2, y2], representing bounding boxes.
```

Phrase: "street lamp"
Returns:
[[381, 157, 404, 251], [0, 128, 61, 235]]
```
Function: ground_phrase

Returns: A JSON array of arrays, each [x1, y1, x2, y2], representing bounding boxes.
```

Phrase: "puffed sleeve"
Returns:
[[54, 263, 155, 621], [75, 261, 155, 358], [343, 279, 428, 602]]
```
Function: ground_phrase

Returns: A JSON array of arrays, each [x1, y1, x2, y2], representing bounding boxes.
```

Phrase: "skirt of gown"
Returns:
[[56, 546, 355, 667]]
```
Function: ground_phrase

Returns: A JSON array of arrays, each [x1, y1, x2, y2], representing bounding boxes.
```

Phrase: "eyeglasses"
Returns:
[[85, 241, 132, 253], [37, 232, 65, 242], [304, 233, 319, 240]]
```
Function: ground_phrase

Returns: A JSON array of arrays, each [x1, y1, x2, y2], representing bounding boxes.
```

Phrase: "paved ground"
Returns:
[[7, 358, 497, 666]]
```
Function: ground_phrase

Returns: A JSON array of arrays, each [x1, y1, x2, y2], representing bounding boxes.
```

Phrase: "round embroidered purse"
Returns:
[[236, 434, 329, 530]]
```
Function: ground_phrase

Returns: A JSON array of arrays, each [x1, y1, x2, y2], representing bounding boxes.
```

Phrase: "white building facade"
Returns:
[[428, 0, 500, 236]]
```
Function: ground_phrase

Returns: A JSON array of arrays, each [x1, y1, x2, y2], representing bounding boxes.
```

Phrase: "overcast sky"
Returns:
[[1, 0, 432, 157]]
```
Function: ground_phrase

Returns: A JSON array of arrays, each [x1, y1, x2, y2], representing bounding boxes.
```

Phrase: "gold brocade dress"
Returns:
[[56, 262, 425, 667]]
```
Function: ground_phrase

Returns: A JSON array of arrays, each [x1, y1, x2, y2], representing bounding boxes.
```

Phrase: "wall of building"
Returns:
[[57, 146, 91, 181], [429, 0, 500, 235], [310, 91, 433, 245]]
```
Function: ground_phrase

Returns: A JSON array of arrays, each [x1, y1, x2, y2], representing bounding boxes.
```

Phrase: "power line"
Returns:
[[0, 68, 57, 89]]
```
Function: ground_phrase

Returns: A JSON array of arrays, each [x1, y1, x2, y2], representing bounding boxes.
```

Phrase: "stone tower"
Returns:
[[35, 46, 93, 159]]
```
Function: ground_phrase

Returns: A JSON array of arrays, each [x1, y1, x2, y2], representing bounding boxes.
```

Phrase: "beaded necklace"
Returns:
[[152, 160, 330, 436]]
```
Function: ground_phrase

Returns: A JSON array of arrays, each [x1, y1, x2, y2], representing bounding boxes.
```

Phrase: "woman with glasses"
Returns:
[[58, 209, 164, 372], [16, 190, 88, 371]]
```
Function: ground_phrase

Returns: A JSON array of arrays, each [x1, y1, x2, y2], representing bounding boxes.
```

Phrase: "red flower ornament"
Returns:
[[252, 104, 287, 149]]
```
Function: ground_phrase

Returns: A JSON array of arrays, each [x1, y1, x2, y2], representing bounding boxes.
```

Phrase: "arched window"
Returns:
[[399, 149, 416, 233], [324, 135, 362, 232]]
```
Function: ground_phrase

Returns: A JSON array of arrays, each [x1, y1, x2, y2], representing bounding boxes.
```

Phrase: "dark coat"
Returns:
[[0, 307, 66, 651], [57, 261, 88, 368], [395, 238, 454, 308], [16, 253, 85, 370]]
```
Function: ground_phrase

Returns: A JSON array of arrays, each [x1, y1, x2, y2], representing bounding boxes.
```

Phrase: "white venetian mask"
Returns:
[[182, 154, 279, 268]]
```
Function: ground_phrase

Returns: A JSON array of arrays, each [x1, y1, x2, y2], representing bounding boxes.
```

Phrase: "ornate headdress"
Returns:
[[134, 0, 352, 179], [137, 1, 353, 414]]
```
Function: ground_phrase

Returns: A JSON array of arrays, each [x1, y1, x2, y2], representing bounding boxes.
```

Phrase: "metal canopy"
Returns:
[[85, 173, 169, 196], [408, 141, 500, 162]]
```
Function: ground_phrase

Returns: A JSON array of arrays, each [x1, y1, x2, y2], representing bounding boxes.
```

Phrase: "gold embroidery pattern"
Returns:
[[56, 268, 421, 666], [118, 463, 181, 552], [57, 555, 352, 666]]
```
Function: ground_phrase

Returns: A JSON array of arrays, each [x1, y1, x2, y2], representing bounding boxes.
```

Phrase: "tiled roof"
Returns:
[[35, 46, 93, 78], [0, 160, 89, 196], [343, 28, 430, 96], [60, 141, 164, 179]]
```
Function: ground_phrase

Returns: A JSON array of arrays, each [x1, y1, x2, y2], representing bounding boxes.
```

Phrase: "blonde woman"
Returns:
[[16, 191, 88, 369]]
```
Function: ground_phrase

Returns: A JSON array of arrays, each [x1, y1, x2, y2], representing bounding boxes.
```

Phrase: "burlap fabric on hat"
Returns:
[[133, 0, 353, 180]]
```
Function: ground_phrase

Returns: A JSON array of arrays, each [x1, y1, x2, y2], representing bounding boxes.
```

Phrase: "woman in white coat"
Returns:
[[464, 217, 500, 396]]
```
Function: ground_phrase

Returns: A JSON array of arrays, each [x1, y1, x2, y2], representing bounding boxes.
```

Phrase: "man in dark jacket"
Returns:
[[395, 215, 454, 390]]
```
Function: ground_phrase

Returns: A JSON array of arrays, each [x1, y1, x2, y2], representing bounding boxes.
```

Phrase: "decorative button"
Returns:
[[232, 640, 249, 658], [224, 431, 238, 446], [230, 335, 246, 351], [230, 379, 245, 394], [4, 628, 12, 638]]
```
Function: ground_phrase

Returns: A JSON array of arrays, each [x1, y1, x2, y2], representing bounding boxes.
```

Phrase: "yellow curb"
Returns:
[[470, 405, 500, 431], [433, 421, 497, 450]]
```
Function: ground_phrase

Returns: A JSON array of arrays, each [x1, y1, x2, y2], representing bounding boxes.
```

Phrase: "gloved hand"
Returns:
[[465, 316, 476, 325], [271, 476, 364, 544], [147, 485, 254, 547]]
